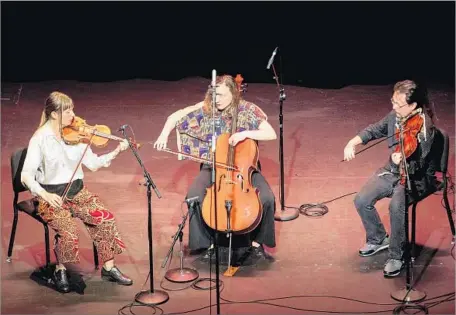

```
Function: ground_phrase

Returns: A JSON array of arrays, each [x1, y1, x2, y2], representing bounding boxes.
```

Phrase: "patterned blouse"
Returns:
[[175, 100, 268, 161]]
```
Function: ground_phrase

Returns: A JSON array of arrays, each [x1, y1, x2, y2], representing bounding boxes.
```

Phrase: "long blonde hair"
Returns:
[[38, 91, 74, 129]]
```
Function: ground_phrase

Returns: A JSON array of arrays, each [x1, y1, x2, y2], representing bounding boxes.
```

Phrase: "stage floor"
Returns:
[[1, 78, 455, 314]]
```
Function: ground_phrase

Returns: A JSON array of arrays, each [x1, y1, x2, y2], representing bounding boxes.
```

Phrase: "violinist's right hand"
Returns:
[[343, 142, 356, 161], [41, 191, 63, 208], [153, 133, 168, 151], [343, 136, 363, 161]]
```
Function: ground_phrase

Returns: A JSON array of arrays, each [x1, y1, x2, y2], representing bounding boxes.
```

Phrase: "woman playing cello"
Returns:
[[21, 91, 133, 293], [154, 75, 277, 260]]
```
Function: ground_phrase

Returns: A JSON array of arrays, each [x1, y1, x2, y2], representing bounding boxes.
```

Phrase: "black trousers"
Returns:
[[186, 164, 276, 250]]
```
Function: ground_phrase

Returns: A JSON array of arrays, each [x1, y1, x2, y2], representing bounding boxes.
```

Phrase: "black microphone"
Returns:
[[117, 124, 128, 132], [266, 47, 278, 69]]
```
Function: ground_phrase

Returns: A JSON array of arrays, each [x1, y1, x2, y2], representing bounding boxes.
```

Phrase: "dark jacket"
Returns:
[[357, 110, 437, 196]]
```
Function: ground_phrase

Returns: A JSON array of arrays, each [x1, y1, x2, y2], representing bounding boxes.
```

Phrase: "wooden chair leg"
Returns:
[[7, 209, 19, 262], [93, 243, 99, 270]]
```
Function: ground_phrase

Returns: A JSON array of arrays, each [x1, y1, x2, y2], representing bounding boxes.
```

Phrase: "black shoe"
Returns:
[[52, 269, 70, 293], [202, 247, 215, 260], [249, 245, 267, 260], [101, 266, 133, 286]]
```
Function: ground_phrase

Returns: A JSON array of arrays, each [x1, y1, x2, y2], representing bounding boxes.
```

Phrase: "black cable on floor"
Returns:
[[157, 291, 455, 315], [117, 301, 163, 315], [284, 191, 358, 217]]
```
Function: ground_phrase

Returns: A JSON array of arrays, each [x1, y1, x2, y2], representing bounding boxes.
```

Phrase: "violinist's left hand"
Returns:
[[228, 132, 247, 146], [391, 152, 403, 165], [117, 139, 129, 152]]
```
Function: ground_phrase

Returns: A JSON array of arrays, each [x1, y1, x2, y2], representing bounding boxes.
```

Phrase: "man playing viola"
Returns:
[[154, 74, 277, 260], [343, 80, 437, 277]]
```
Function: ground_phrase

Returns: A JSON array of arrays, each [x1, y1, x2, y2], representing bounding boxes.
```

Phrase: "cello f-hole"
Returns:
[[237, 174, 249, 192], [218, 174, 225, 192]]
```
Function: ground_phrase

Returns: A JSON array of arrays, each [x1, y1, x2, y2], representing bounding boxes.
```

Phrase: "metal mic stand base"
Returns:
[[135, 290, 169, 306], [274, 208, 300, 221], [165, 268, 199, 283], [390, 287, 426, 303], [165, 232, 199, 283]]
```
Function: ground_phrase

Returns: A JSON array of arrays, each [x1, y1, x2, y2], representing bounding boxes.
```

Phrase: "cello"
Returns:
[[201, 74, 263, 273]]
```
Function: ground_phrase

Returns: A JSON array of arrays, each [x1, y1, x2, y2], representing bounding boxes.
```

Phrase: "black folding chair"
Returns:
[[409, 128, 456, 259], [6, 147, 99, 269]]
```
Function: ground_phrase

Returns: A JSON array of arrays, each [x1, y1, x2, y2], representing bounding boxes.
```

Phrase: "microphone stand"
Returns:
[[390, 122, 426, 306], [161, 200, 199, 283], [266, 48, 299, 221], [210, 69, 222, 314], [121, 129, 169, 306]]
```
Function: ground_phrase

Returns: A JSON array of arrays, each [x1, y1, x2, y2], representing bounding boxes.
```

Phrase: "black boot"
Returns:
[[101, 266, 133, 286], [52, 269, 71, 293]]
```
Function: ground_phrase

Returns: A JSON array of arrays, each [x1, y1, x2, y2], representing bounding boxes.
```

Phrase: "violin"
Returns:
[[62, 116, 141, 149], [394, 109, 424, 185], [59, 116, 140, 203]]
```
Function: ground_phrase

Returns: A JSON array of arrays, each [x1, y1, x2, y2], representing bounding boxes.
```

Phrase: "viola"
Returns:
[[394, 109, 424, 185], [62, 116, 140, 149]]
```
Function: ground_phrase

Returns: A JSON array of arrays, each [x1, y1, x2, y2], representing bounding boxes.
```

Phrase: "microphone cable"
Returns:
[[283, 191, 358, 217]]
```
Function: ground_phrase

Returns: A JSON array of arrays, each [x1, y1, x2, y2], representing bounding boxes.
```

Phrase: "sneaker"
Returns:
[[383, 259, 404, 278], [359, 235, 390, 257]]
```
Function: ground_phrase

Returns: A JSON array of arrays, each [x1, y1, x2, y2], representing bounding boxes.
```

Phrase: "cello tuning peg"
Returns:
[[241, 83, 248, 93]]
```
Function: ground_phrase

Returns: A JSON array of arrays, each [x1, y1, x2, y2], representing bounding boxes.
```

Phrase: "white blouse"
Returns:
[[21, 121, 118, 197]]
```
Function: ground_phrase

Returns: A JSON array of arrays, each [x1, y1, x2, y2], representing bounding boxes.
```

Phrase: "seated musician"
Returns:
[[154, 74, 277, 259], [21, 91, 133, 293], [343, 80, 437, 277]]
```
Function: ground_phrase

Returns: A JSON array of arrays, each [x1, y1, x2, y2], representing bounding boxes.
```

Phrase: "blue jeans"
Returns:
[[354, 168, 405, 260]]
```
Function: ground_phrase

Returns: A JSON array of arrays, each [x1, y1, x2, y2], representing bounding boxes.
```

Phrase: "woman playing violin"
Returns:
[[21, 91, 133, 293], [154, 75, 277, 260], [343, 80, 437, 278]]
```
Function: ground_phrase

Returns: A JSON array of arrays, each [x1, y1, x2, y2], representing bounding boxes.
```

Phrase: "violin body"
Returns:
[[394, 110, 424, 185], [62, 116, 119, 148], [201, 133, 263, 234]]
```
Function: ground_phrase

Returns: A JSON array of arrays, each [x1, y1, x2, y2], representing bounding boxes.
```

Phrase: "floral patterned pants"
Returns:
[[37, 187, 126, 264]]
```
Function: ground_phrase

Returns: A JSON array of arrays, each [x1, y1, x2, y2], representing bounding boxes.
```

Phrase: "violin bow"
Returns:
[[341, 126, 414, 162], [155, 146, 239, 171], [60, 134, 95, 204]]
